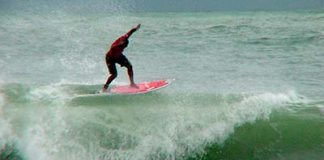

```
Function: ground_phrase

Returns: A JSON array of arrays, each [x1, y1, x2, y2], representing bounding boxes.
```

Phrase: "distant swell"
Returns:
[[243, 34, 323, 45]]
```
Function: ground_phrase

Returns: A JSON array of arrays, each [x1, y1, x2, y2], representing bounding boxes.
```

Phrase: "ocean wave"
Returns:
[[206, 24, 260, 34], [1, 9, 323, 159], [202, 101, 324, 160], [207, 25, 228, 30], [0, 83, 308, 160], [0, 86, 19, 160], [242, 33, 322, 46]]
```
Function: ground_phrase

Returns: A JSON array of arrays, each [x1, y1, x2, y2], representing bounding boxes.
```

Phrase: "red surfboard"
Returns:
[[109, 79, 172, 95]]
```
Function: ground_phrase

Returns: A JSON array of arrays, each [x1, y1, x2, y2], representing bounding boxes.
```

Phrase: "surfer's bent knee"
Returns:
[[110, 73, 117, 78], [126, 64, 133, 70]]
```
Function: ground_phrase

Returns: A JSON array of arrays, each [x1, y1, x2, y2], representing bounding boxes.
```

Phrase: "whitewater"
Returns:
[[1, 6, 324, 160]]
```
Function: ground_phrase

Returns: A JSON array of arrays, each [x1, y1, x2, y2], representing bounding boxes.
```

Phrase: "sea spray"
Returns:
[[0, 92, 11, 145], [0, 87, 21, 159], [1, 81, 302, 160], [48, 88, 302, 159]]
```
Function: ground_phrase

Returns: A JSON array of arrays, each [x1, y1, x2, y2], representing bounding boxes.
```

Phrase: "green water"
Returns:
[[1, 9, 324, 160]]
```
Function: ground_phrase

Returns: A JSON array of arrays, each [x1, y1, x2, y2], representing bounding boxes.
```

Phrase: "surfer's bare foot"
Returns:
[[130, 83, 139, 88], [102, 88, 108, 93]]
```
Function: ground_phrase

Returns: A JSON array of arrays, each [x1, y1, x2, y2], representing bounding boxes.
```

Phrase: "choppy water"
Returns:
[[1, 8, 324, 160]]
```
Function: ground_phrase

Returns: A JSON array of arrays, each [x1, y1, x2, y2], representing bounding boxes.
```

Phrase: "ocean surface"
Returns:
[[1, 8, 324, 160]]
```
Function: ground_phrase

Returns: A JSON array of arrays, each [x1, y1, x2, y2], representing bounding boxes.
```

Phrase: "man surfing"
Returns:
[[102, 24, 141, 92]]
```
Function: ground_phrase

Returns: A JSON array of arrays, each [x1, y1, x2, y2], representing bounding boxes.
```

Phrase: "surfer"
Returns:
[[102, 24, 141, 92]]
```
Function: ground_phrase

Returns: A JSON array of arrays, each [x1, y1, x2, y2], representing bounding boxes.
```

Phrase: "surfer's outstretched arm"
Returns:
[[110, 24, 141, 48], [125, 24, 141, 38]]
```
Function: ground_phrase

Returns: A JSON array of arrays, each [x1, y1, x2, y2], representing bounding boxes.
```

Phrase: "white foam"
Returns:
[[17, 102, 70, 160], [27, 84, 70, 105], [1, 89, 302, 160], [56, 78, 125, 86], [0, 120, 13, 148], [228, 91, 293, 125], [0, 92, 4, 113], [0, 91, 14, 149], [126, 91, 299, 159], [317, 105, 324, 115]]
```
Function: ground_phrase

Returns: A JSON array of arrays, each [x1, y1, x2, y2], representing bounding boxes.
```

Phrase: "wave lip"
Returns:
[[0, 83, 311, 160]]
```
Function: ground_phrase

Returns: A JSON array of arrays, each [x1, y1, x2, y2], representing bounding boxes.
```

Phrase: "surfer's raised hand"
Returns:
[[125, 24, 141, 38], [135, 24, 141, 30]]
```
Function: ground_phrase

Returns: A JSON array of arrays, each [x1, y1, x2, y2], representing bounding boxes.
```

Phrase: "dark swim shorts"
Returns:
[[106, 54, 132, 75]]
